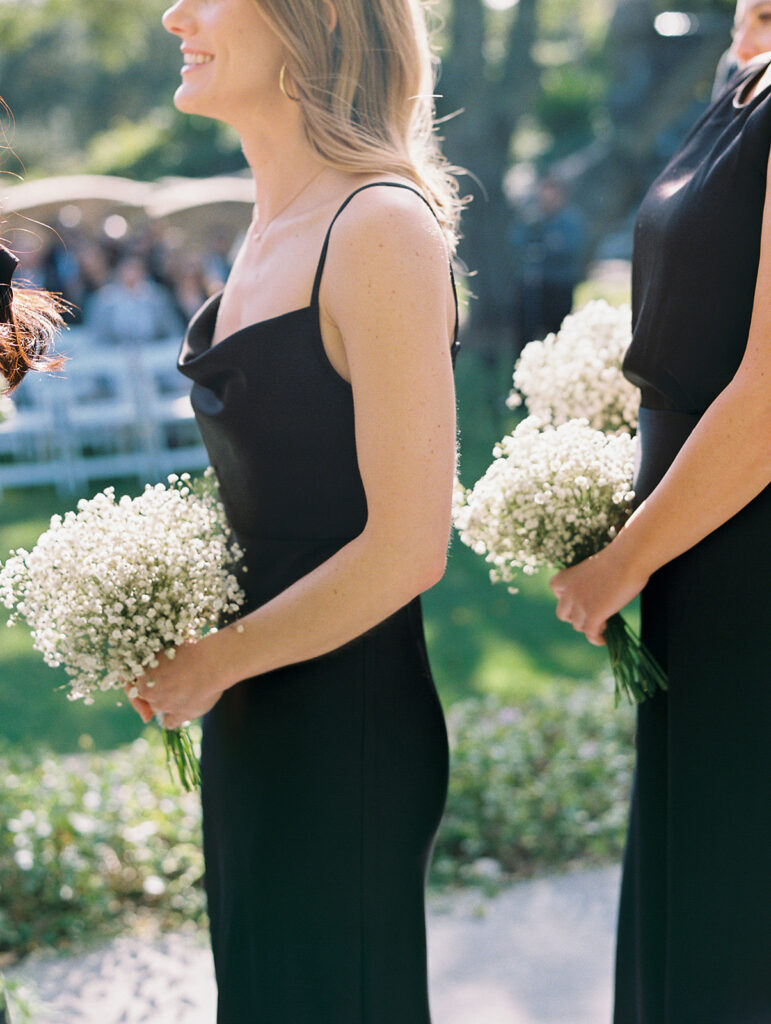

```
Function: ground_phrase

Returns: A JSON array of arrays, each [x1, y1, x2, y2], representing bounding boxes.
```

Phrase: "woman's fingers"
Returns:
[[553, 590, 609, 645], [554, 594, 571, 622], [130, 694, 154, 724], [124, 681, 155, 723], [586, 622, 608, 647]]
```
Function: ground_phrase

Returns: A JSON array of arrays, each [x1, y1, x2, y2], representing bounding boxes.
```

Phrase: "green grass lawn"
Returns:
[[0, 348, 618, 754]]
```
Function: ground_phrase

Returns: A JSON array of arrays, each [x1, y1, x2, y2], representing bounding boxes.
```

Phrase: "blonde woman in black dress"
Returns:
[[551, 49, 771, 1024], [126, 1, 460, 1021]]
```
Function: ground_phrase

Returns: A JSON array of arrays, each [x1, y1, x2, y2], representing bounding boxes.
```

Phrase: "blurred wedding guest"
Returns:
[[74, 240, 112, 304], [1, 244, 64, 391], [509, 176, 586, 354], [43, 235, 110, 326], [86, 254, 184, 346], [167, 252, 210, 322], [202, 227, 234, 290], [133, 220, 177, 289]]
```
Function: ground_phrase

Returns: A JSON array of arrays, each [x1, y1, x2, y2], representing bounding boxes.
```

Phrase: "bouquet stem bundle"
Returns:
[[163, 727, 202, 791], [604, 614, 668, 705]]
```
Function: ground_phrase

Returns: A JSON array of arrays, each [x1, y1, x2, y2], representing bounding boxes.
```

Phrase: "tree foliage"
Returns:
[[0, 0, 736, 329], [0, 0, 164, 66]]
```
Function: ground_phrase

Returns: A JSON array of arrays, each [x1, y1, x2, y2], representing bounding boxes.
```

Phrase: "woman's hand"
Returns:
[[124, 633, 227, 730], [549, 539, 650, 646]]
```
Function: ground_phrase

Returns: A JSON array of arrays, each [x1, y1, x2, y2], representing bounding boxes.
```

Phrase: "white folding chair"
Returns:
[[0, 372, 72, 495], [61, 349, 153, 486], [134, 339, 209, 478]]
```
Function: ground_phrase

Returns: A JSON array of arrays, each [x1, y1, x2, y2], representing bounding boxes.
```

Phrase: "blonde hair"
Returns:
[[256, 0, 463, 253]]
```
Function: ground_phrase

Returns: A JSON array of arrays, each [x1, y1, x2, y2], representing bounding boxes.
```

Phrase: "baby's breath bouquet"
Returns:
[[454, 417, 667, 704], [507, 300, 639, 434], [0, 470, 245, 789]]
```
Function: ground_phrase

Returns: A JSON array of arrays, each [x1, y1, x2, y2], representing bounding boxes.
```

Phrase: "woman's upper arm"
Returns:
[[733, 145, 771, 409], [320, 189, 457, 568]]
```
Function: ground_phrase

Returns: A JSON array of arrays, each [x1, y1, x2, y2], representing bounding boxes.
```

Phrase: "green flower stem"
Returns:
[[162, 727, 201, 791], [604, 613, 668, 706]]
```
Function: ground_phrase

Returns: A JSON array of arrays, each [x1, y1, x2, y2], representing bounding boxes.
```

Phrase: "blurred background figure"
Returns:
[[201, 227, 233, 291], [86, 253, 183, 346], [165, 250, 211, 323], [509, 176, 587, 355], [68, 239, 112, 321]]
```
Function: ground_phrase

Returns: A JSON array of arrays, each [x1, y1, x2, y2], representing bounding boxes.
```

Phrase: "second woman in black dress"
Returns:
[[551, 49, 771, 1024], [126, 1, 461, 1022]]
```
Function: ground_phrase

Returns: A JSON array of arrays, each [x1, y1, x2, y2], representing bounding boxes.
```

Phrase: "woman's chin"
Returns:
[[173, 83, 215, 118]]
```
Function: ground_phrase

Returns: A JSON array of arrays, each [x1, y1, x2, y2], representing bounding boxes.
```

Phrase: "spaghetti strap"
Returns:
[[310, 181, 460, 349]]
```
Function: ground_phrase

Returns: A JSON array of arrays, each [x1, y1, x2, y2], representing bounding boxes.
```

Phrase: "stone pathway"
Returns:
[[7, 865, 620, 1024]]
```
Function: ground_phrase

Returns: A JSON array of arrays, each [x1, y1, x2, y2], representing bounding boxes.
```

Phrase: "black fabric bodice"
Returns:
[[178, 182, 458, 612], [623, 60, 771, 414]]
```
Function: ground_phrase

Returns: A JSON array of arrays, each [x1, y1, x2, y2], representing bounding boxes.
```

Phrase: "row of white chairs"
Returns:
[[0, 333, 209, 497]]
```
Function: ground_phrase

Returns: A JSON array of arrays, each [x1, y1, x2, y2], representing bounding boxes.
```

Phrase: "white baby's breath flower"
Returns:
[[454, 416, 636, 588], [508, 300, 639, 435], [0, 472, 246, 703]]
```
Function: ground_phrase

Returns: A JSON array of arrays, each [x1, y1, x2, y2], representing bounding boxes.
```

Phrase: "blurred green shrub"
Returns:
[[0, 735, 206, 958], [432, 685, 635, 886], [0, 973, 34, 1024], [537, 65, 608, 154], [1, 683, 635, 957]]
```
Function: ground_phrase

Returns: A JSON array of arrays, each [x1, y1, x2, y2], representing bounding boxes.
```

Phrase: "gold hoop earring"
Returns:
[[279, 64, 300, 102]]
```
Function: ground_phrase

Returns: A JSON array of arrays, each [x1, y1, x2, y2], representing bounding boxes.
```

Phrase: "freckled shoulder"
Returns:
[[321, 185, 450, 293]]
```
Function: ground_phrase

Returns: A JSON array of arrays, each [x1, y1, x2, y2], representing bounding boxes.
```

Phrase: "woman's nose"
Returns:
[[162, 0, 192, 37]]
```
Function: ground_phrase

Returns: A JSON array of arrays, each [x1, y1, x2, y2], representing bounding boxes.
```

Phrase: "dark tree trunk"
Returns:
[[439, 0, 541, 334], [557, 0, 731, 253]]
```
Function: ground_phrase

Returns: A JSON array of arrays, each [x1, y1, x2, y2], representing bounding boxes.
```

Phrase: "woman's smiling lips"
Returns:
[[181, 48, 215, 74]]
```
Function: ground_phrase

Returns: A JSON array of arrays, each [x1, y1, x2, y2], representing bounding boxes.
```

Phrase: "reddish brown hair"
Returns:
[[0, 269, 66, 392], [2, 97, 67, 391]]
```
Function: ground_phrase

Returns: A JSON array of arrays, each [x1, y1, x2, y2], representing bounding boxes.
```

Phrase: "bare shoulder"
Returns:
[[317, 179, 456, 364], [324, 181, 449, 283]]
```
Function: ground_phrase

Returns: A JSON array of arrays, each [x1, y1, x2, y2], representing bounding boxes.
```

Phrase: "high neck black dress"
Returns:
[[178, 183, 457, 1024], [616, 64, 771, 1024]]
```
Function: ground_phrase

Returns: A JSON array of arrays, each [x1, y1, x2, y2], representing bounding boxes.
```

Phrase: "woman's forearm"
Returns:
[[206, 522, 448, 691], [614, 372, 771, 578]]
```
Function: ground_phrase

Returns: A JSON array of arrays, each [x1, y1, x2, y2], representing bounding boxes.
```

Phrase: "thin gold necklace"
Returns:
[[252, 167, 325, 241]]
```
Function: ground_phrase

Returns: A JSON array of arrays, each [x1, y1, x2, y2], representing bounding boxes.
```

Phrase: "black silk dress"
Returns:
[[616, 64, 771, 1023], [178, 183, 456, 1024]]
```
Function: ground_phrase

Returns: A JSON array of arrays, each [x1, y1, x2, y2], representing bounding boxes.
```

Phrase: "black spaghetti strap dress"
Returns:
[[178, 182, 457, 1024], [615, 63, 771, 1024]]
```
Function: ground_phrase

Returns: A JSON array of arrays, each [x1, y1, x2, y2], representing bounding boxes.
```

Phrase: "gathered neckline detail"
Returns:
[[732, 58, 771, 110], [189, 292, 313, 360], [207, 295, 312, 353]]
